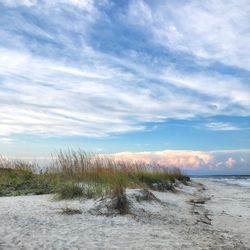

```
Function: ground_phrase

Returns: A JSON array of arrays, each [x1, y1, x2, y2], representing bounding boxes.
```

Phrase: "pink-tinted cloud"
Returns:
[[225, 157, 235, 168], [111, 150, 212, 169]]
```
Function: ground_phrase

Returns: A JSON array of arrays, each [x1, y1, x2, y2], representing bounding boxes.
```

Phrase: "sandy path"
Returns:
[[0, 181, 248, 249]]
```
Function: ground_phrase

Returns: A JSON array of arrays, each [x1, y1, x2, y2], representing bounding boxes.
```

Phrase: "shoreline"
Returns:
[[196, 178, 250, 248], [0, 179, 249, 249]]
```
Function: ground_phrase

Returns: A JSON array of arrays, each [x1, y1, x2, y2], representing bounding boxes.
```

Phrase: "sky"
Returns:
[[0, 0, 249, 174]]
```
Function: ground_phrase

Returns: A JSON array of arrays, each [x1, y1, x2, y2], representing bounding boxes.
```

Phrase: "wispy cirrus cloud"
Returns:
[[0, 47, 249, 137], [0, 137, 14, 144], [127, 0, 250, 71], [0, 0, 249, 139], [0, 0, 97, 9], [205, 122, 240, 131]]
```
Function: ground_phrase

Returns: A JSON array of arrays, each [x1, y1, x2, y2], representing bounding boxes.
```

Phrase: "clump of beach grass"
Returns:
[[55, 182, 84, 200], [51, 150, 189, 200], [111, 185, 129, 215], [0, 150, 190, 199]]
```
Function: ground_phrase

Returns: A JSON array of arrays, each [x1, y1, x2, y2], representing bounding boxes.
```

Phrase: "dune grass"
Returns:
[[0, 150, 190, 198], [0, 157, 53, 196]]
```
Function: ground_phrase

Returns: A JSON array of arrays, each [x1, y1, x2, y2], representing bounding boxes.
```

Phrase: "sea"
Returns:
[[192, 175, 250, 188]]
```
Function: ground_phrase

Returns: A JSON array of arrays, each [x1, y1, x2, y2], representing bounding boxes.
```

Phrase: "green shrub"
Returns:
[[0, 167, 54, 196], [56, 182, 84, 199]]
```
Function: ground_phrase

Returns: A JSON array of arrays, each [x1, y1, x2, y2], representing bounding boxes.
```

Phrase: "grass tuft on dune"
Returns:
[[0, 150, 190, 198]]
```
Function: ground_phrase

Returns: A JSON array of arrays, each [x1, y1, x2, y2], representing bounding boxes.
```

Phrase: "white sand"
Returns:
[[196, 178, 250, 248], [0, 180, 249, 249]]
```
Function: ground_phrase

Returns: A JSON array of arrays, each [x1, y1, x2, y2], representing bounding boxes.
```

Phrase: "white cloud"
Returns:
[[108, 148, 250, 171], [111, 150, 212, 169], [209, 149, 250, 154], [0, 45, 249, 137], [0, 137, 14, 144], [160, 70, 250, 112], [0, 1, 249, 138], [205, 122, 240, 131], [128, 0, 250, 70], [240, 157, 245, 163], [0, 0, 36, 7], [0, 0, 95, 10]]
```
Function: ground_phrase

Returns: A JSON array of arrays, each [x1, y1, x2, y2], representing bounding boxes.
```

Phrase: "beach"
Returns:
[[197, 178, 250, 248], [0, 179, 249, 250], [1, 1, 249, 249]]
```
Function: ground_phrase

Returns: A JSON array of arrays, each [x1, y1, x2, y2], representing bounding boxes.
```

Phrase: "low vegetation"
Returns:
[[0, 158, 53, 196], [112, 185, 129, 215], [60, 207, 82, 215], [0, 151, 190, 199]]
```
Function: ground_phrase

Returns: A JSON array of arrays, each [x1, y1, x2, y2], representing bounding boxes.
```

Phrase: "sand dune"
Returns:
[[0, 180, 248, 249]]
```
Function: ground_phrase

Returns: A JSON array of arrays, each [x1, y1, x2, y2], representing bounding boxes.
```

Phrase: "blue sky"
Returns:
[[0, 0, 249, 174]]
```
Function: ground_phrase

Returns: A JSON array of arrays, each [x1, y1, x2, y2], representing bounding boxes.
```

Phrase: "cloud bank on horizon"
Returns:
[[5, 149, 250, 175], [0, 0, 249, 173], [111, 149, 250, 174]]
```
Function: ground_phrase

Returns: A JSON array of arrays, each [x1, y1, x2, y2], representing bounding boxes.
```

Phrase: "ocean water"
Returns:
[[194, 175, 250, 188]]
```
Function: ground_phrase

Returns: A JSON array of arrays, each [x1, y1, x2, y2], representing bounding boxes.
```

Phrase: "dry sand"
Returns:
[[197, 178, 250, 248], [0, 180, 249, 249]]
